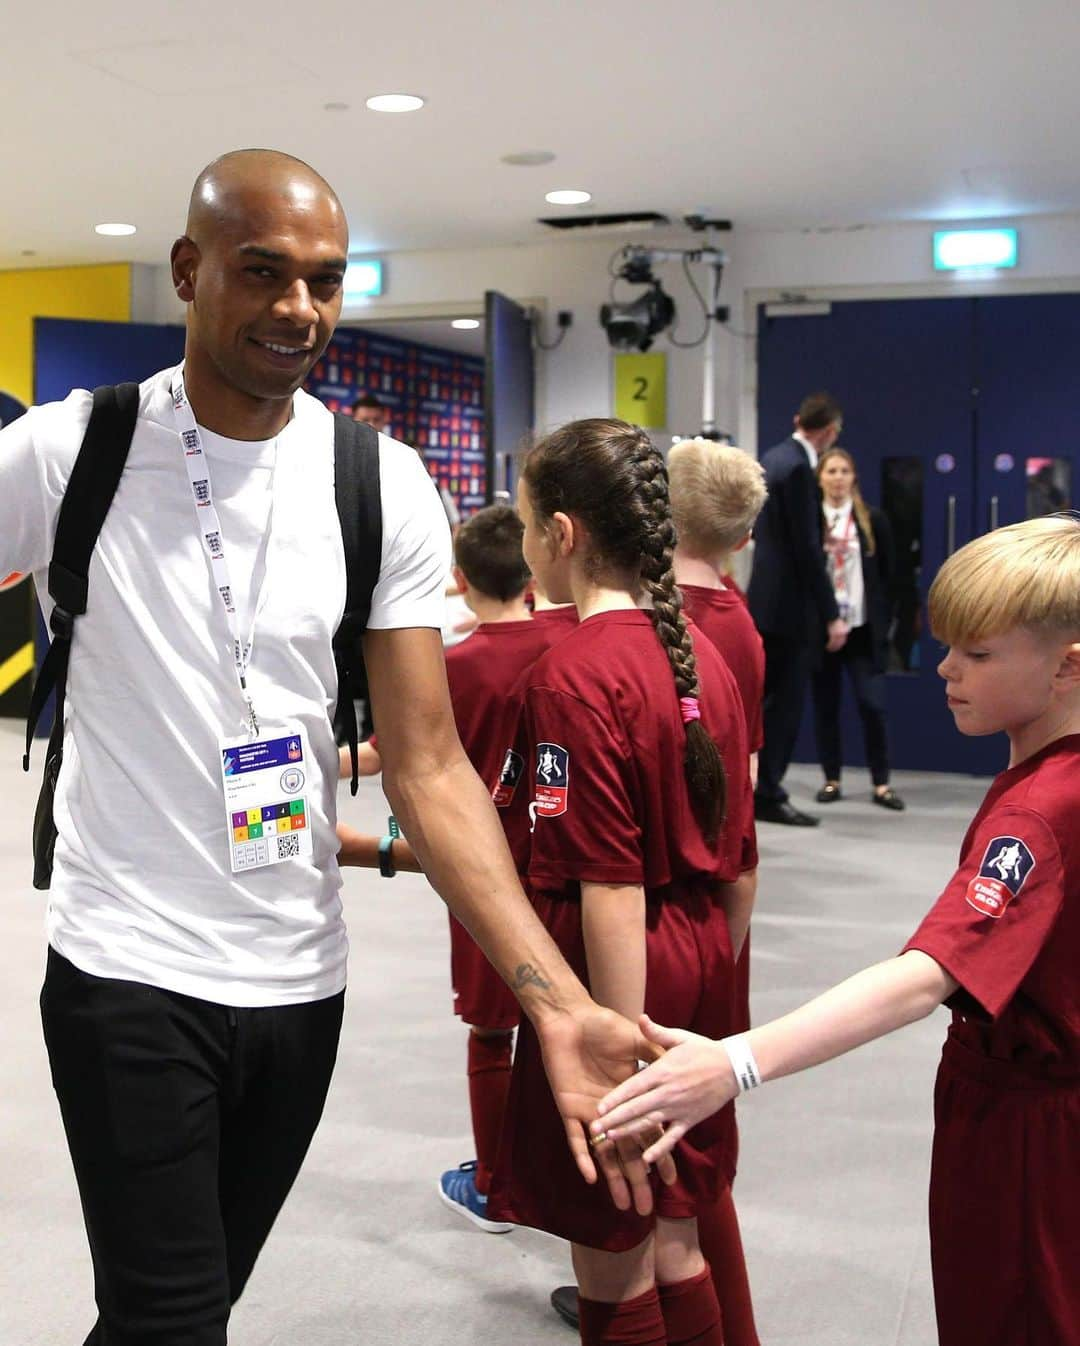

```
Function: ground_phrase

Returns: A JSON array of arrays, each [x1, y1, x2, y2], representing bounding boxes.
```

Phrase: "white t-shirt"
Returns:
[[0, 366, 450, 1006], [822, 499, 866, 628]]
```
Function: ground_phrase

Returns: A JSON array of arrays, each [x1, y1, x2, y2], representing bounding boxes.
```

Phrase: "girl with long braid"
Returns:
[[487, 420, 758, 1346]]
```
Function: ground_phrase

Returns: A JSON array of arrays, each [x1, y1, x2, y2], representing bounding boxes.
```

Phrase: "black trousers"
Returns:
[[756, 633, 812, 803], [40, 947, 345, 1346], [811, 623, 890, 786]]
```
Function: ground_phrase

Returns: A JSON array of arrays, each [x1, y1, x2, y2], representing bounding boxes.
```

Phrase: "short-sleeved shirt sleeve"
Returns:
[[525, 686, 644, 887], [366, 436, 451, 630], [0, 395, 89, 577], [904, 805, 1064, 1020]]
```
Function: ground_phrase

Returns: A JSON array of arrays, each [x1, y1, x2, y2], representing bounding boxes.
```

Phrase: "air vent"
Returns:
[[538, 211, 671, 233]]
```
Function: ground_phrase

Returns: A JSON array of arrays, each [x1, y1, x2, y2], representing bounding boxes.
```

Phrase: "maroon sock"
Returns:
[[695, 1186, 760, 1346], [658, 1268, 725, 1346], [578, 1286, 667, 1345], [466, 1032, 512, 1196]]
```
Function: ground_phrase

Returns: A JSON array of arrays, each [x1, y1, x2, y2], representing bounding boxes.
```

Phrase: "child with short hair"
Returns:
[[595, 514, 1080, 1346], [666, 436, 768, 1346], [667, 437, 767, 780], [488, 419, 757, 1346], [426, 504, 566, 1231]]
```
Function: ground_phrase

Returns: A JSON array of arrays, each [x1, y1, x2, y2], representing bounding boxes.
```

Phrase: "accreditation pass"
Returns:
[[220, 725, 314, 873]]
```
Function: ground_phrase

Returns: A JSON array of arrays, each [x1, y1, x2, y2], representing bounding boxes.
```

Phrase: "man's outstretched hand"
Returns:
[[535, 1001, 677, 1215]]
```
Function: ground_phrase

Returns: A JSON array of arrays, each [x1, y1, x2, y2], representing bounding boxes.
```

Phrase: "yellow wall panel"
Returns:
[[0, 264, 131, 406]]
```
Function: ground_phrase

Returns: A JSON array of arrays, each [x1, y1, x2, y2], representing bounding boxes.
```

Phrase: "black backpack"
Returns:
[[23, 382, 381, 890]]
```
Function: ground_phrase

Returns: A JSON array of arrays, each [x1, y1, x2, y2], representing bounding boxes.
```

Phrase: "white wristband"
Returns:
[[720, 1033, 762, 1094]]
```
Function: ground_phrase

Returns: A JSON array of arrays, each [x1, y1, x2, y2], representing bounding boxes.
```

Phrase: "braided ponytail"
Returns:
[[522, 418, 727, 844], [629, 439, 727, 843]]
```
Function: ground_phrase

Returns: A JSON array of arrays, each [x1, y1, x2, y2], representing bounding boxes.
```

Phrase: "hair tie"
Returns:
[[680, 696, 701, 724]]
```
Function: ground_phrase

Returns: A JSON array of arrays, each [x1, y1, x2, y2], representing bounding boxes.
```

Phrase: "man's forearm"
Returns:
[[382, 752, 589, 1024]]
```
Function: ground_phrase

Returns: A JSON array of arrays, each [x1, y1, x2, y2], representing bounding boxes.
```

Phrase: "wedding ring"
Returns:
[[589, 1129, 608, 1148]]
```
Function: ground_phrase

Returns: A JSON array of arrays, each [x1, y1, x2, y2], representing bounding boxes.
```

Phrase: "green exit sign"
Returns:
[[933, 229, 1018, 271], [344, 258, 384, 298]]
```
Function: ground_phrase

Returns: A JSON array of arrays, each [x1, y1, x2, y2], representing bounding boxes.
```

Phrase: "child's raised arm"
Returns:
[[594, 949, 957, 1161]]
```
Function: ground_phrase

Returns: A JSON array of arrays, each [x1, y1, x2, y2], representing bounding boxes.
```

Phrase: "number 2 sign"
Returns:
[[614, 353, 667, 428]]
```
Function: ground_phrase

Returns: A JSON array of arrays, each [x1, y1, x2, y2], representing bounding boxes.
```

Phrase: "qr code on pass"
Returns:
[[277, 834, 301, 860]]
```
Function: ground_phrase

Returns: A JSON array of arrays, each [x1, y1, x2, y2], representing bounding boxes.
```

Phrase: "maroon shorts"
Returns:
[[488, 886, 737, 1251], [929, 1034, 1080, 1346], [449, 914, 520, 1031]]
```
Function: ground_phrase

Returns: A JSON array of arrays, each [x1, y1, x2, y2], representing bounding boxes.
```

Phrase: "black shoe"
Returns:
[[551, 1285, 579, 1330], [816, 783, 843, 803], [754, 798, 820, 826], [873, 788, 906, 812]]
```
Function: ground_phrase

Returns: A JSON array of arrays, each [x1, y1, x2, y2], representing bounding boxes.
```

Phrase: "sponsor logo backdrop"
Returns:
[[307, 328, 486, 515]]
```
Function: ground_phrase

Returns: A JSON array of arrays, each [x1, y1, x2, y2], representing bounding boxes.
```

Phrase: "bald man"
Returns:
[[1, 150, 653, 1345]]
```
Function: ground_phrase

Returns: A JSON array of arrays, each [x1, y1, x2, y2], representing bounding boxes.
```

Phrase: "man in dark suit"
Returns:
[[748, 392, 849, 825]]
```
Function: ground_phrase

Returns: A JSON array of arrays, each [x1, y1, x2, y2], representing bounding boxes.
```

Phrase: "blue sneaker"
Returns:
[[438, 1160, 514, 1233]]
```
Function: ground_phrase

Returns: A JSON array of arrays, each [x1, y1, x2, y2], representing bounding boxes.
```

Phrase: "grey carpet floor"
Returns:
[[0, 717, 994, 1344]]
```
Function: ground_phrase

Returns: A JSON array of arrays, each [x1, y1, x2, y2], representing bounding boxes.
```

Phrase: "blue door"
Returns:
[[757, 296, 1001, 775], [973, 294, 1079, 534]]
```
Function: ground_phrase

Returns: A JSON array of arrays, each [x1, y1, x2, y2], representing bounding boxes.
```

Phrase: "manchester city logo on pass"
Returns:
[[966, 835, 1035, 919], [534, 742, 569, 818]]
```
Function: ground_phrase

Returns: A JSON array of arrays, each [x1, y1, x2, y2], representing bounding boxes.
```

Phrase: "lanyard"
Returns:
[[170, 366, 274, 738]]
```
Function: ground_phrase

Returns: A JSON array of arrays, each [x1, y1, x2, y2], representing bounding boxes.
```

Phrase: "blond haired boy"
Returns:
[[596, 515, 1080, 1346], [666, 438, 768, 1346], [668, 437, 768, 775]]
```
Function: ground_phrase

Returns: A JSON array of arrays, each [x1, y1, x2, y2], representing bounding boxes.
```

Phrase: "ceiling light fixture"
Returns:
[[501, 150, 556, 167], [451, 318, 480, 330], [366, 93, 425, 113], [545, 189, 591, 206], [95, 223, 137, 236]]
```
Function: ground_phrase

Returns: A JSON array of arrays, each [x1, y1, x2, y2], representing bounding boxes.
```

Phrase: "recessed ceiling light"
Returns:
[[366, 93, 425, 113], [451, 318, 480, 330], [545, 190, 591, 206], [95, 222, 137, 236], [501, 150, 556, 167]]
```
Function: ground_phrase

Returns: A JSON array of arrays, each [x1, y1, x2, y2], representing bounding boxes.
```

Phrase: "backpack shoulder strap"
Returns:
[[24, 382, 140, 767], [333, 414, 383, 633], [331, 413, 382, 794]]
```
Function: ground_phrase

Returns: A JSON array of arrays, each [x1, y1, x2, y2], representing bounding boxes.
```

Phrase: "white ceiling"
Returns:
[[4, 0, 1080, 270]]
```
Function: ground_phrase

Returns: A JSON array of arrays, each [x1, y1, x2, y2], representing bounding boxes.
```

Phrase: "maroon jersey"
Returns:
[[445, 620, 554, 785], [488, 610, 756, 1249], [904, 736, 1080, 1345], [530, 603, 579, 640], [443, 618, 557, 1028], [525, 610, 756, 894], [905, 734, 1080, 1071], [680, 584, 764, 753]]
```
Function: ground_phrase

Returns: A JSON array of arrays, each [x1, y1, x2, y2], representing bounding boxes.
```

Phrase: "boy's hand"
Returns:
[[592, 1015, 738, 1164]]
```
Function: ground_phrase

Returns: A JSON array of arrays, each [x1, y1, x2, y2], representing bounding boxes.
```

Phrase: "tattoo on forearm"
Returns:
[[513, 962, 552, 992]]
